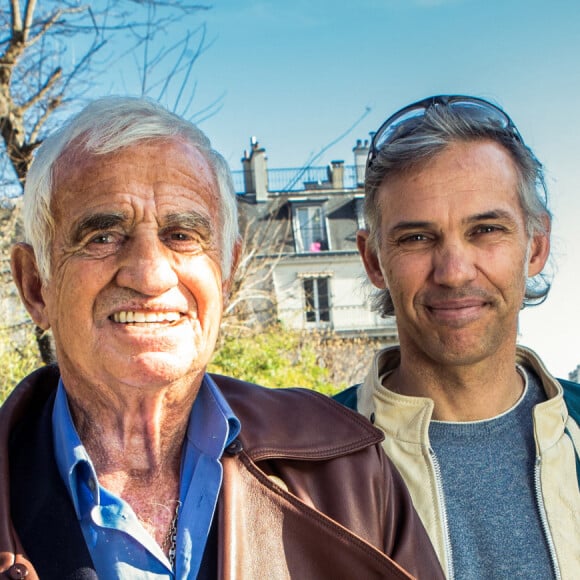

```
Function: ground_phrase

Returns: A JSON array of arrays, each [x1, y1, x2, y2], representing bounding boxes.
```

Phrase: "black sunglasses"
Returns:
[[367, 95, 523, 170]]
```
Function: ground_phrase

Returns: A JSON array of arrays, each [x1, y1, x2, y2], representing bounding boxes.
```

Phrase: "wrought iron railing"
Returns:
[[232, 165, 364, 194]]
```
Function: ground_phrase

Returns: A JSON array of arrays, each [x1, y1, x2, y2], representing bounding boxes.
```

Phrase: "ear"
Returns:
[[356, 229, 388, 290], [222, 236, 243, 299], [527, 221, 551, 278], [10, 243, 51, 330]]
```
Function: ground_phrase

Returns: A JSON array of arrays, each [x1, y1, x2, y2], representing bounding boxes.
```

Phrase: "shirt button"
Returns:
[[225, 439, 243, 455], [7, 563, 29, 579], [370, 412, 376, 424]]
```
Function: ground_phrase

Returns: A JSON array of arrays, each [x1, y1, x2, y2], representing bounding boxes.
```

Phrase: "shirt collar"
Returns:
[[187, 374, 241, 457], [52, 379, 99, 518]]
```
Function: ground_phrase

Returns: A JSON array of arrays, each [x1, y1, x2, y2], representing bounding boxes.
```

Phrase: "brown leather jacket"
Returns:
[[0, 366, 444, 579]]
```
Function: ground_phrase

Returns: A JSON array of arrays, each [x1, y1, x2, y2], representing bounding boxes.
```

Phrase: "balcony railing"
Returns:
[[232, 165, 363, 194]]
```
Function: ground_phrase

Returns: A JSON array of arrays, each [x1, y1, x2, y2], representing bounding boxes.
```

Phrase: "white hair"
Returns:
[[23, 96, 239, 281]]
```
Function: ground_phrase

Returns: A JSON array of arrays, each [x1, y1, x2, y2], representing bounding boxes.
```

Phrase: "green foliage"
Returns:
[[209, 325, 343, 395], [0, 324, 42, 404], [0, 322, 374, 404]]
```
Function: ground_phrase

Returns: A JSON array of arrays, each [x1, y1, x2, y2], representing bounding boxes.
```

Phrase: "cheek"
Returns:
[[47, 264, 104, 330], [384, 256, 427, 294], [181, 259, 224, 316], [483, 247, 527, 286]]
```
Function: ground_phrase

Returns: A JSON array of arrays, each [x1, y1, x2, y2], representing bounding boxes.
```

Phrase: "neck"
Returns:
[[65, 376, 201, 553], [67, 378, 198, 474], [389, 351, 523, 421]]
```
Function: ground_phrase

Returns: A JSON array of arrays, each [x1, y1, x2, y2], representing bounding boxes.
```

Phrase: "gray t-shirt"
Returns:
[[429, 368, 555, 579]]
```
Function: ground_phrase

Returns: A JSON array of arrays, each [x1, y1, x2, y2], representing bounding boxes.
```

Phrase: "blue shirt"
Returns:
[[52, 375, 240, 579]]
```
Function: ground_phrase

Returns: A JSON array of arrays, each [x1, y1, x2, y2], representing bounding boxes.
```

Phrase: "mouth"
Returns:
[[110, 311, 182, 324], [428, 301, 486, 312], [424, 299, 489, 325]]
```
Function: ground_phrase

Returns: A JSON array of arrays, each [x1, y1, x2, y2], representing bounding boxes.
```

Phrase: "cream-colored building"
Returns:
[[233, 137, 397, 342]]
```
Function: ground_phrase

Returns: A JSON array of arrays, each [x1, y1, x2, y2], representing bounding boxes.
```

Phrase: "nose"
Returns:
[[116, 233, 179, 296], [432, 241, 477, 288]]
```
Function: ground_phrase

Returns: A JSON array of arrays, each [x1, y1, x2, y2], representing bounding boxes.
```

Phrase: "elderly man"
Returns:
[[336, 95, 580, 578], [0, 97, 443, 580]]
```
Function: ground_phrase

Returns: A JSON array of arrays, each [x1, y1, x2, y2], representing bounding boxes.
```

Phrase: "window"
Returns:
[[303, 277, 330, 324], [293, 204, 329, 252]]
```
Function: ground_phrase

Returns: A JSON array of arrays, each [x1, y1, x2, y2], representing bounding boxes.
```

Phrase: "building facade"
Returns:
[[233, 137, 397, 342]]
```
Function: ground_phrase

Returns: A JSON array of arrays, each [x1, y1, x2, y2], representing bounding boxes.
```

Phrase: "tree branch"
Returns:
[[26, 6, 89, 50], [10, 0, 23, 34], [22, 0, 37, 43], [21, 65, 61, 111]]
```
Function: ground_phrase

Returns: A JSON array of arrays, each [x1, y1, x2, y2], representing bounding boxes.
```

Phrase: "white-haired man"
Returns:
[[0, 97, 443, 579]]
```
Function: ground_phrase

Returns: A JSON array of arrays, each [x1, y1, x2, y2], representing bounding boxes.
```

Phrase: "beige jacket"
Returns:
[[354, 345, 580, 580]]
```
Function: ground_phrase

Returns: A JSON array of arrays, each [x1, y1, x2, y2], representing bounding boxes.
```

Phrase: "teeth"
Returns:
[[112, 311, 181, 323]]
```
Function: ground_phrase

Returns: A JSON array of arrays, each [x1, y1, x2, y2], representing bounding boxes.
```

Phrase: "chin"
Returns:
[[431, 343, 494, 367], [115, 351, 206, 389]]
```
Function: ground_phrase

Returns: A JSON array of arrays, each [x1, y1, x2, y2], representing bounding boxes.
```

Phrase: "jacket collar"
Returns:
[[210, 373, 383, 461], [358, 347, 435, 446], [358, 344, 568, 450], [515, 345, 568, 452]]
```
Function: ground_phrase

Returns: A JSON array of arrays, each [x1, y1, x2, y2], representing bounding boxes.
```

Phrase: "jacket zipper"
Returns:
[[534, 457, 561, 580], [429, 448, 455, 580]]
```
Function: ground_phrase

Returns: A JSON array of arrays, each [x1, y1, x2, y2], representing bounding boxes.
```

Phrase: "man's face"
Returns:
[[32, 138, 235, 392], [358, 140, 549, 368]]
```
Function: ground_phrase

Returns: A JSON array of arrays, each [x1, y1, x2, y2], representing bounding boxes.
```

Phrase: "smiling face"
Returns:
[[358, 140, 549, 369], [18, 138, 238, 394]]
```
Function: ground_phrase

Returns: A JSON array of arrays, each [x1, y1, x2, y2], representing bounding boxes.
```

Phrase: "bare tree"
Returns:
[[0, 0, 216, 363], [222, 200, 291, 336], [0, 0, 215, 187]]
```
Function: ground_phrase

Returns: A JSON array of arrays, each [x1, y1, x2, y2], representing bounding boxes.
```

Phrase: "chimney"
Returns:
[[353, 139, 369, 187], [242, 150, 253, 194], [328, 160, 344, 189], [241, 137, 269, 203]]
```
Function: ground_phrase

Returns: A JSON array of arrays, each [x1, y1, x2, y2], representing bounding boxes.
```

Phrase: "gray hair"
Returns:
[[22, 96, 239, 282], [364, 100, 552, 317]]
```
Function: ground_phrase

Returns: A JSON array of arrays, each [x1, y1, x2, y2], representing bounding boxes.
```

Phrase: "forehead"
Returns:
[[378, 140, 522, 216], [51, 138, 220, 224]]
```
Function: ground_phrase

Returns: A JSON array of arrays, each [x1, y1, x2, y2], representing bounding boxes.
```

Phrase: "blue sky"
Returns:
[[103, 0, 580, 377]]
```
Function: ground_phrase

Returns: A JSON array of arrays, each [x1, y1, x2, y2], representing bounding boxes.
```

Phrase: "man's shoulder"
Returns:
[[1, 365, 60, 435], [559, 377, 580, 422], [2, 366, 95, 577], [209, 374, 382, 460]]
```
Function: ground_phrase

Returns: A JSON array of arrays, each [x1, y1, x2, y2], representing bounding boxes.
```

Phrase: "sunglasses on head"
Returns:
[[366, 95, 523, 171]]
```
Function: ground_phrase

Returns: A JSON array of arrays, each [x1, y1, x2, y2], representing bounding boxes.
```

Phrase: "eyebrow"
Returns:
[[71, 212, 127, 245], [162, 212, 213, 237], [466, 209, 516, 223], [389, 220, 432, 234]]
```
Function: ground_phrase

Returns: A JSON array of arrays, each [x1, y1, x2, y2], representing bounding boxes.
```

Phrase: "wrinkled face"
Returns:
[[358, 140, 549, 368], [35, 138, 235, 391]]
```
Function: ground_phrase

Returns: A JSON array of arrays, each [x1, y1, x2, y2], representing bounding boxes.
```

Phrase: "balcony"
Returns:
[[232, 164, 363, 195]]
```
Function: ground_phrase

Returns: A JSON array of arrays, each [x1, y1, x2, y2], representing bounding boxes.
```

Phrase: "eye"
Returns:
[[472, 224, 504, 236], [81, 231, 125, 258], [161, 229, 208, 251], [168, 232, 190, 241], [398, 233, 431, 245], [88, 232, 118, 245]]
